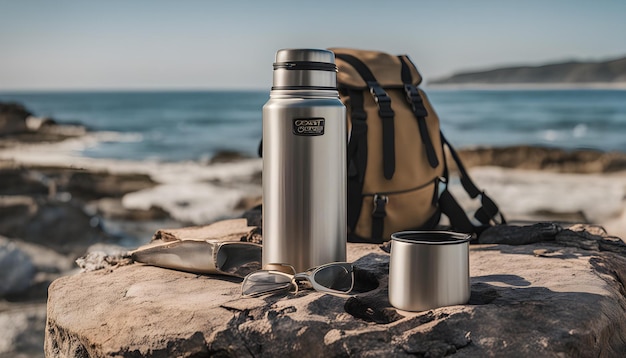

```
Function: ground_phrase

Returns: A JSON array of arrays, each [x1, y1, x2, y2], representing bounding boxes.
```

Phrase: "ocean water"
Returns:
[[427, 89, 626, 152], [0, 89, 626, 161], [2, 88, 626, 226], [1, 89, 626, 163], [0, 90, 266, 162]]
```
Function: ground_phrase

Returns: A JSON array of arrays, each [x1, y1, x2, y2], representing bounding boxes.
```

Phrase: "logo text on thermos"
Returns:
[[292, 118, 325, 136]]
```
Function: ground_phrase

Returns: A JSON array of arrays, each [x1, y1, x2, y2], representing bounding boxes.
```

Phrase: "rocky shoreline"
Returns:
[[457, 145, 626, 174], [0, 102, 260, 357], [2, 101, 626, 356]]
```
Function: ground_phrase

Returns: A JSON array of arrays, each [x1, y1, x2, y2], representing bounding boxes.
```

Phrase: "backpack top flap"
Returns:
[[329, 48, 422, 88]]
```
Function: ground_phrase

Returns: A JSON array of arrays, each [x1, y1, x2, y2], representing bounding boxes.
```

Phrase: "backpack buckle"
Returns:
[[404, 84, 420, 102], [404, 84, 428, 117], [368, 83, 395, 118], [368, 82, 391, 104], [372, 194, 388, 218]]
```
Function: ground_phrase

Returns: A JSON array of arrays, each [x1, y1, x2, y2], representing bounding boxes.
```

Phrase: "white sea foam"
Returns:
[[541, 129, 561, 142], [572, 123, 588, 138], [122, 182, 258, 224], [0, 131, 141, 169], [448, 166, 626, 238], [118, 161, 262, 224]]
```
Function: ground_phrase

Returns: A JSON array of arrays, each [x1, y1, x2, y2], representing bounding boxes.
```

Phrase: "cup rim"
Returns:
[[390, 230, 471, 245]]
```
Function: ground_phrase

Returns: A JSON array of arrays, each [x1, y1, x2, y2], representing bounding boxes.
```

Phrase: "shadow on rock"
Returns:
[[344, 296, 404, 324]]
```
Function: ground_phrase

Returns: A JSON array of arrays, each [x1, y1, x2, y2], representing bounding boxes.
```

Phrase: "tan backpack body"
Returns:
[[331, 48, 504, 243]]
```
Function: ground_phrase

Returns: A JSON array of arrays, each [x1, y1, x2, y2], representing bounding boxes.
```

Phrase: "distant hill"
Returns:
[[429, 56, 626, 86]]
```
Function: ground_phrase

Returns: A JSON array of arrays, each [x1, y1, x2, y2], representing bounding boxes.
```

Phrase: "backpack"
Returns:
[[330, 48, 505, 243]]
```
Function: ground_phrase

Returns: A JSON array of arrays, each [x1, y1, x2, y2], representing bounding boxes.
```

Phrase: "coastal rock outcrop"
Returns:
[[0, 302, 47, 357], [0, 102, 87, 144], [0, 102, 30, 135], [456, 145, 626, 173], [429, 56, 626, 85], [45, 223, 626, 357], [0, 195, 115, 255], [0, 235, 76, 358], [0, 160, 170, 357]]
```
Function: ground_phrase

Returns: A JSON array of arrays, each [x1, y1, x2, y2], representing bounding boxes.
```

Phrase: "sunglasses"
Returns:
[[241, 262, 354, 297]]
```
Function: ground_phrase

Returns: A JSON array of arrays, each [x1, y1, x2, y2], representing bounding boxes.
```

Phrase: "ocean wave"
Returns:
[[122, 181, 260, 225], [93, 131, 144, 143]]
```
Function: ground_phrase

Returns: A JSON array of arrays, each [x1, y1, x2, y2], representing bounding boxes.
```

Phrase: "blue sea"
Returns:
[[1, 88, 626, 162]]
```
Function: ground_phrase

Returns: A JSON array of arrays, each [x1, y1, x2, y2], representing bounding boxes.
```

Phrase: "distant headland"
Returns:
[[429, 55, 626, 87]]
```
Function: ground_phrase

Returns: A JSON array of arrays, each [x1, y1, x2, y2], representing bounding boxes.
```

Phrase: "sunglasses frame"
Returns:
[[241, 262, 354, 297], [294, 262, 354, 294]]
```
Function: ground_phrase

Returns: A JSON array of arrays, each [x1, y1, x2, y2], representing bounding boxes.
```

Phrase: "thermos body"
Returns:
[[262, 49, 347, 273]]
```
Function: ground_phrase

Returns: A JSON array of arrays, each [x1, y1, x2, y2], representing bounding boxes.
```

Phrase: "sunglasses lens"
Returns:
[[312, 265, 353, 293], [242, 271, 292, 296]]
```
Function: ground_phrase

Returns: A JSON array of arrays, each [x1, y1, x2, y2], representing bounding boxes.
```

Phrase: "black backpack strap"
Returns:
[[439, 189, 477, 234], [347, 89, 368, 233], [336, 53, 396, 180], [398, 55, 439, 168], [370, 194, 387, 243], [439, 132, 506, 235]]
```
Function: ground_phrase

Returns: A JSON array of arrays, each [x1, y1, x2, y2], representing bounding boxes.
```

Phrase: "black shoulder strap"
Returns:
[[398, 56, 439, 169], [347, 89, 368, 232], [336, 53, 396, 180], [439, 132, 506, 236]]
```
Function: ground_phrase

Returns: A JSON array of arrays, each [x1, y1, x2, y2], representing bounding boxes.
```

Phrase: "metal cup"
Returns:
[[388, 231, 471, 311]]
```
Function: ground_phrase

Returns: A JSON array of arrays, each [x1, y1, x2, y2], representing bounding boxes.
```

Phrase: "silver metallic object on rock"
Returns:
[[262, 49, 347, 273], [388, 231, 471, 311], [131, 240, 262, 278]]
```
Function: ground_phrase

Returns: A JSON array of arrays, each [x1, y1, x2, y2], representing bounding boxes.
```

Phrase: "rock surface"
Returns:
[[456, 145, 626, 173], [0, 235, 75, 358], [45, 224, 626, 357], [0, 102, 30, 135], [0, 302, 47, 357], [0, 161, 169, 357], [0, 102, 87, 145], [0, 236, 37, 296]]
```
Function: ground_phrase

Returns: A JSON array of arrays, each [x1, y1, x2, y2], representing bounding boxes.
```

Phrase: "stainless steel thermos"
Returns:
[[262, 49, 347, 273]]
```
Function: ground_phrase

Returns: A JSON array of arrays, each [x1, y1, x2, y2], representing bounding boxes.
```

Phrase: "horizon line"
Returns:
[[3, 83, 626, 94]]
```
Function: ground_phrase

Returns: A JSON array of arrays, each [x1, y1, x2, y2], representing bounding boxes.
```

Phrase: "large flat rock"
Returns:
[[45, 234, 626, 357]]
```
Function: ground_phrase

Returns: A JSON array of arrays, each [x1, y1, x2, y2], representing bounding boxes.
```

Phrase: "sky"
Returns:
[[1, 0, 625, 91]]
